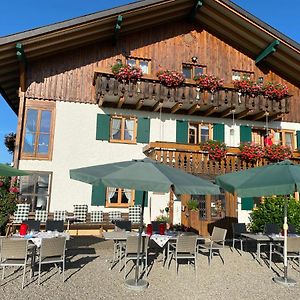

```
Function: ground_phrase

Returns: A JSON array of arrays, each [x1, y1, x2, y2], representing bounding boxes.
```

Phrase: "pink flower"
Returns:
[[0, 181, 4, 187], [9, 186, 19, 193]]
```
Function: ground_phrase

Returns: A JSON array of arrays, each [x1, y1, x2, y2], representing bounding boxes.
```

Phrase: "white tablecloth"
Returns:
[[150, 234, 172, 248]]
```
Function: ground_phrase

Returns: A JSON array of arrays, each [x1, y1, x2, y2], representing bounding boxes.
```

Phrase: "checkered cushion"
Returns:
[[73, 205, 88, 223], [129, 205, 141, 224], [90, 211, 104, 223], [108, 211, 122, 222], [13, 204, 30, 223], [35, 210, 48, 222], [53, 210, 66, 221]]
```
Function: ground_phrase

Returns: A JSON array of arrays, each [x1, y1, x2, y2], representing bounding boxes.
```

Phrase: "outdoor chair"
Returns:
[[73, 205, 88, 223], [169, 235, 197, 274], [199, 227, 227, 265], [232, 223, 248, 252], [35, 210, 48, 223], [37, 236, 66, 284], [45, 220, 64, 232], [53, 210, 66, 221], [123, 236, 149, 279], [288, 224, 297, 234], [264, 223, 280, 235], [23, 220, 41, 232], [12, 203, 30, 224], [269, 237, 300, 269], [128, 206, 141, 224], [0, 239, 31, 289], [108, 211, 122, 223], [115, 220, 132, 232]]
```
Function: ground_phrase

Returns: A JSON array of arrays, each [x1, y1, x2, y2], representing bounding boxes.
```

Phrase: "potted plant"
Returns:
[[262, 82, 289, 100], [201, 140, 227, 161], [233, 79, 262, 97], [239, 143, 265, 163], [111, 62, 143, 82], [193, 74, 224, 93], [264, 144, 292, 162], [187, 199, 199, 211], [156, 69, 185, 88]]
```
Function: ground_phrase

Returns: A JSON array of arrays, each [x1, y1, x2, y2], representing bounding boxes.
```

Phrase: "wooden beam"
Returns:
[[153, 100, 164, 112], [220, 108, 234, 118], [117, 96, 125, 108], [188, 104, 201, 115], [136, 99, 144, 110], [203, 106, 218, 117], [269, 113, 283, 122], [255, 39, 280, 64], [171, 102, 182, 114], [251, 111, 266, 121], [236, 109, 253, 119]]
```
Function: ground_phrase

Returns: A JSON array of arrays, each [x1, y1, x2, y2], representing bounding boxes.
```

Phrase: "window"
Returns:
[[274, 130, 295, 149], [21, 100, 55, 160], [126, 57, 151, 74], [106, 187, 134, 207], [19, 172, 52, 212], [211, 191, 226, 219], [189, 123, 212, 144], [110, 116, 137, 143], [182, 64, 206, 79], [232, 70, 253, 81], [251, 128, 266, 146], [191, 195, 206, 219]]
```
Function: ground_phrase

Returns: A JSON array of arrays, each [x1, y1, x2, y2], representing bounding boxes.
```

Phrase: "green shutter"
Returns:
[[176, 120, 188, 144], [135, 190, 148, 207], [240, 126, 252, 143], [213, 123, 224, 142], [137, 117, 150, 143], [296, 131, 300, 149], [91, 183, 106, 206], [96, 114, 110, 141], [241, 197, 254, 210]]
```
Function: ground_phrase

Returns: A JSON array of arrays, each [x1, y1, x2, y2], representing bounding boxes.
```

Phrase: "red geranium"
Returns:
[[264, 144, 292, 162], [194, 74, 224, 93], [262, 82, 289, 100], [239, 143, 265, 163], [201, 140, 227, 161], [233, 79, 262, 97], [112, 63, 143, 82], [156, 69, 185, 88]]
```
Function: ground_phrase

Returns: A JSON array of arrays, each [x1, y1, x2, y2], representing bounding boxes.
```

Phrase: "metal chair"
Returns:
[[0, 239, 30, 289], [45, 220, 64, 232], [37, 237, 66, 284], [169, 235, 197, 274], [115, 220, 132, 232], [22, 220, 41, 232], [200, 227, 227, 265], [123, 236, 149, 279], [232, 223, 247, 251]]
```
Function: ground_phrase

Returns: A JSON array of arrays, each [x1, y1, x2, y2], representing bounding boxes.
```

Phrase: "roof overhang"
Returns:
[[0, 0, 299, 113]]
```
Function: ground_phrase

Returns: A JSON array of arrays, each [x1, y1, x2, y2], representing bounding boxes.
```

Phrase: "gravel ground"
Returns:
[[1, 236, 300, 300]]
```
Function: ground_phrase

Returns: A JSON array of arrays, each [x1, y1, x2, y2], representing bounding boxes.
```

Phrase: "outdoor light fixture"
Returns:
[[191, 56, 198, 63]]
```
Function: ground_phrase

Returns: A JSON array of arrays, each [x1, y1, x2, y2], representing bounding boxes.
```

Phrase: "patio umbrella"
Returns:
[[70, 158, 220, 290], [0, 163, 29, 176], [216, 159, 300, 286]]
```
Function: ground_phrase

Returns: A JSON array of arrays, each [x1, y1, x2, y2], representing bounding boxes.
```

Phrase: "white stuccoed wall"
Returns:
[[19, 101, 300, 224]]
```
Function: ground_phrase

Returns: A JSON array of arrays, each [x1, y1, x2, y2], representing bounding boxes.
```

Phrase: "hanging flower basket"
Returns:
[[233, 79, 262, 97], [201, 140, 227, 161], [262, 82, 289, 100], [239, 143, 265, 163], [156, 69, 185, 88], [264, 144, 292, 162], [193, 74, 224, 93], [111, 62, 143, 82]]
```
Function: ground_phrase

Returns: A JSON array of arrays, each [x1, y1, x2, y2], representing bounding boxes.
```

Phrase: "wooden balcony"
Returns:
[[94, 70, 290, 121], [143, 142, 300, 176]]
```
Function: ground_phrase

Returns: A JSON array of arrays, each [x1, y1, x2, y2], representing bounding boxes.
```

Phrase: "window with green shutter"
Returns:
[[96, 114, 110, 141], [240, 126, 252, 143], [91, 183, 106, 206], [176, 120, 188, 144], [137, 117, 150, 143], [135, 190, 148, 207], [213, 123, 224, 142]]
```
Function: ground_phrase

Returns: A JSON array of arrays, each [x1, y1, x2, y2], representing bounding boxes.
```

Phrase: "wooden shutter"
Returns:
[[135, 190, 148, 207], [176, 120, 188, 144], [296, 131, 300, 149], [213, 123, 224, 142], [91, 183, 106, 206], [96, 114, 110, 141], [241, 197, 254, 210], [137, 117, 150, 143], [240, 126, 252, 143]]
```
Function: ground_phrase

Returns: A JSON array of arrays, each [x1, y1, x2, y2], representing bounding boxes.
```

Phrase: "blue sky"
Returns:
[[0, 0, 299, 163]]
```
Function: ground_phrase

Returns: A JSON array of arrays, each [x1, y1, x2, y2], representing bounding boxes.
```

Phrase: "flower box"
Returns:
[[264, 144, 292, 162], [156, 69, 185, 88], [201, 140, 227, 161], [111, 62, 143, 82], [233, 79, 262, 97], [262, 82, 289, 100], [239, 143, 264, 163], [193, 74, 224, 93]]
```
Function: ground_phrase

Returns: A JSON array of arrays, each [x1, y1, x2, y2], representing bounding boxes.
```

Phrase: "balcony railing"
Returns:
[[94, 70, 290, 121], [143, 142, 300, 176]]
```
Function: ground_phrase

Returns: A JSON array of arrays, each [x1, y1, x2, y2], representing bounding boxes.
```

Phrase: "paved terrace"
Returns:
[[1, 236, 300, 300]]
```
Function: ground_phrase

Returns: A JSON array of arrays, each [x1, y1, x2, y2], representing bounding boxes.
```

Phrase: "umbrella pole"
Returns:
[[273, 196, 296, 286], [125, 191, 149, 291]]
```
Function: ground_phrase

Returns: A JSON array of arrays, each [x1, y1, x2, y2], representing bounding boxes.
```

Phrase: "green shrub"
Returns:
[[249, 196, 300, 233], [187, 199, 199, 211], [155, 215, 170, 223]]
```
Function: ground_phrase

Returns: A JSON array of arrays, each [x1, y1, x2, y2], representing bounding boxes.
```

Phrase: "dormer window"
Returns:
[[126, 57, 151, 74], [232, 70, 253, 81], [182, 63, 206, 79]]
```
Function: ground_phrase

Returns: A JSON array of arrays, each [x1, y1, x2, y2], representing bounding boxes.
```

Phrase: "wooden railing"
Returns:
[[143, 142, 300, 176], [94, 70, 290, 118]]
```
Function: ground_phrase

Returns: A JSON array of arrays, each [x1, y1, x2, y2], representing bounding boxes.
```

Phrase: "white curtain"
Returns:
[[124, 189, 132, 201], [124, 119, 134, 140], [112, 119, 121, 139], [107, 187, 117, 202]]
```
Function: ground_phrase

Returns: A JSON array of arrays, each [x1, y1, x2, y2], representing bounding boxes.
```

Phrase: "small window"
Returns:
[[19, 172, 52, 212], [106, 187, 134, 207], [21, 101, 55, 160], [211, 191, 226, 219], [277, 130, 295, 149], [232, 70, 253, 81], [188, 123, 212, 144], [191, 195, 206, 219], [110, 116, 137, 143], [126, 57, 151, 74], [182, 64, 206, 79], [251, 128, 266, 146]]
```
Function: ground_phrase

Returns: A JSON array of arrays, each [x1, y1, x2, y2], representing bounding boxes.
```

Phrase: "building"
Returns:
[[0, 0, 299, 235]]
